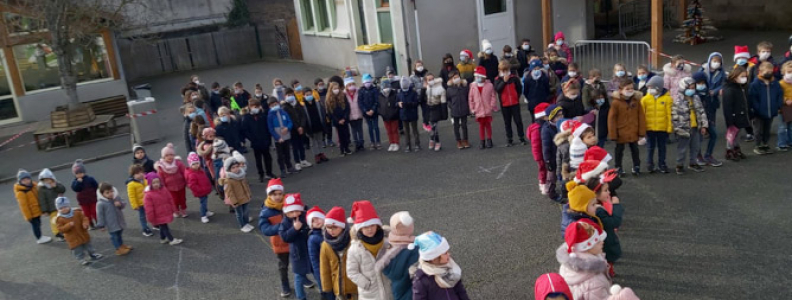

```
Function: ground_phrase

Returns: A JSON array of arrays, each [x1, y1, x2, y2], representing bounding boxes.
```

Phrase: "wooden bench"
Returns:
[[33, 114, 117, 150], [87, 95, 128, 118]]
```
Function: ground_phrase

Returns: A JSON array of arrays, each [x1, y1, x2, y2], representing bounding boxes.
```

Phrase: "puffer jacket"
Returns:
[[608, 91, 646, 143], [494, 74, 522, 108], [721, 81, 752, 128], [446, 79, 471, 118], [411, 267, 471, 300], [748, 78, 784, 119], [379, 246, 419, 300], [541, 121, 559, 171], [15, 182, 41, 221], [70, 175, 98, 206], [184, 167, 212, 198], [219, 176, 251, 206], [156, 159, 186, 192], [258, 199, 290, 254], [527, 120, 545, 163], [663, 62, 693, 98], [456, 62, 477, 83], [95, 188, 127, 233], [56, 209, 91, 249], [320, 240, 358, 297], [283, 102, 307, 134], [523, 72, 551, 113], [398, 89, 420, 122], [379, 90, 400, 121], [468, 81, 499, 118], [144, 184, 176, 226], [38, 182, 65, 214], [699, 52, 726, 105], [279, 213, 312, 275], [359, 85, 380, 117], [672, 93, 709, 138], [641, 89, 673, 133], [347, 238, 394, 300], [426, 80, 447, 122], [125, 177, 147, 210], [555, 133, 571, 181], [556, 245, 613, 300]]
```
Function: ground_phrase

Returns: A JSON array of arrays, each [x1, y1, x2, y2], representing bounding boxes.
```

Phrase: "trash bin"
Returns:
[[127, 97, 160, 144], [355, 44, 394, 78], [133, 83, 152, 99]]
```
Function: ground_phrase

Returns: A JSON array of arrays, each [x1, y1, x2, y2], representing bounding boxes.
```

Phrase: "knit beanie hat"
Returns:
[[546, 104, 562, 120], [388, 211, 415, 245], [16, 169, 31, 183], [324, 206, 347, 228], [282, 193, 305, 214], [38, 168, 55, 181], [232, 151, 246, 165], [71, 159, 86, 175], [306, 206, 326, 226], [161, 143, 176, 157], [145, 172, 160, 185], [609, 285, 641, 300], [481, 39, 493, 52], [564, 219, 607, 254], [347, 200, 382, 230], [202, 127, 216, 140], [187, 152, 200, 166], [132, 144, 145, 154], [554, 31, 566, 42], [566, 182, 597, 215], [55, 196, 70, 209], [409, 231, 450, 261], [734, 45, 750, 61], [646, 75, 664, 89], [400, 76, 412, 90], [362, 74, 373, 83], [267, 178, 284, 195]]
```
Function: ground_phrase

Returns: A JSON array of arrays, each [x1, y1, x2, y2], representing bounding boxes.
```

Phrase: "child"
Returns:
[[211, 135, 232, 197], [54, 197, 103, 265], [587, 88, 610, 147], [306, 206, 332, 300], [469, 66, 499, 149], [359, 74, 382, 150], [633, 65, 656, 94], [273, 78, 286, 101], [258, 179, 294, 298], [721, 66, 752, 161], [549, 31, 573, 63], [523, 60, 552, 123], [15, 169, 52, 244], [447, 71, 471, 149], [748, 41, 780, 81], [144, 173, 183, 245], [241, 97, 276, 182], [133, 144, 156, 173], [501, 45, 521, 75], [608, 81, 646, 176], [279, 193, 317, 300], [529, 103, 550, 195], [608, 63, 633, 93], [546, 48, 569, 79], [344, 77, 366, 152], [209, 82, 223, 115], [663, 55, 693, 98], [283, 88, 310, 170], [303, 87, 330, 163], [748, 62, 784, 154], [672, 77, 710, 174], [582, 168, 624, 277], [495, 60, 526, 147], [410, 61, 431, 132], [314, 78, 336, 148], [190, 115, 208, 145], [268, 97, 298, 176], [156, 143, 188, 217], [399, 76, 421, 152], [692, 71, 723, 167], [327, 82, 353, 156], [557, 80, 585, 119], [478, 39, 499, 83], [126, 164, 153, 236], [533, 273, 573, 300], [554, 120, 576, 186], [377, 212, 419, 300], [291, 79, 306, 105], [542, 105, 564, 202], [439, 53, 458, 88], [185, 152, 214, 223], [457, 49, 477, 83], [220, 156, 254, 232], [379, 78, 402, 152], [543, 57, 561, 97], [410, 231, 470, 300], [231, 81, 251, 109], [346, 200, 392, 300], [641, 76, 673, 173], [733, 45, 757, 142], [778, 61, 792, 151], [320, 206, 358, 299], [699, 54, 726, 162], [37, 168, 64, 241], [557, 219, 614, 300], [569, 123, 596, 170], [517, 39, 536, 75], [558, 63, 585, 98], [426, 74, 447, 151], [70, 159, 98, 229], [215, 106, 243, 152], [95, 182, 131, 255], [584, 147, 622, 198]]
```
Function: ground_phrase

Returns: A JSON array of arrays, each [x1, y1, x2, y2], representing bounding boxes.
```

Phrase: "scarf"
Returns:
[[134, 155, 150, 167], [358, 227, 385, 257], [325, 226, 351, 252], [264, 197, 283, 210], [419, 258, 462, 288], [57, 207, 74, 218], [226, 168, 246, 180], [158, 158, 180, 174]]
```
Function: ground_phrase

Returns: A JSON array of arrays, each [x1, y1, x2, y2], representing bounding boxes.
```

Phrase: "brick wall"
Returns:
[[700, 0, 792, 30], [247, 0, 296, 25]]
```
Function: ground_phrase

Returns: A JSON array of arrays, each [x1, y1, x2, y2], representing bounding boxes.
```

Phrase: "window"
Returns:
[[300, 0, 315, 32], [484, 0, 507, 15], [4, 13, 46, 36], [0, 50, 17, 121], [378, 0, 390, 8], [14, 37, 111, 92], [315, 0, 330, 31]]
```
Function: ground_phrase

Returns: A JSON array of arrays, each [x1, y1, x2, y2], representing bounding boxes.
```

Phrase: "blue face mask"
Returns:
[[188, 112, 197, 120], [638, 74, 647, 81], [286, 95, 296, 105], [696, 84, 707, 91], [737, 58, 748, 66], [532, 70, 542, 78], [271, 104, 281, 110], [295, 85, 303, 91], [543, 64, 550, 70], [684, 89, 696, 97], [596, 98, 606, 106], [305, 95, 314, 102], [220, 116, 229, 123], [616, 70, 626, 77]]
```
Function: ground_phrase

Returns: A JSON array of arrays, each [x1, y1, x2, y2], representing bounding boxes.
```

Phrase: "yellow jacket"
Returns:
[[320, 241, 358, 297], [456, 62, 477, 80], [126, 178, 147, 209], [641, 90, 673, 133], [780, 80, 792, 101], [15, 182, 41, 221]]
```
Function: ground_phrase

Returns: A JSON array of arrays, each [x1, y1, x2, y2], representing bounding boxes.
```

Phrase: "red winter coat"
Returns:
[[156, 160, 186, 192], [534, 273, 573, 300], [468, 81, 499, 118], [144, 186, 176, 226], [527, 122, 544, 162], [184, 167, 212, 198]]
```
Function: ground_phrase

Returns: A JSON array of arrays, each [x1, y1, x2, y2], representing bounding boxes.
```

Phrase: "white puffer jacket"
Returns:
[[346, 238, 394, 300], [556, 244, 612, 300]]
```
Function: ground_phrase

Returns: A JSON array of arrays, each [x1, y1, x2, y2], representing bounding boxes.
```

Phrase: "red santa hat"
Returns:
[[584, 146, 612, 165], [306, 206, 326, 226], [565, 219, 607, 254], [572, 122, 591, 138], [266, 178, 284, 195], [282, 193, 305, 214], [347, 200, 382, 230], [560, 119, 580, 133], [534, 103, 550, 118], [734, 45, 750, 61], [474, 66, 487, 78], [324, 206, 347, 229], [460, 49, 473, 59], [575, 160, 610, 184]]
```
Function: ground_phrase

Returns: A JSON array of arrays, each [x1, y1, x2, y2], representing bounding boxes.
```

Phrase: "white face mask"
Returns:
[[522, 44, 531, 51], [251, 108, 260, 114], [556, 39, 564, 46], [759, 51, 771, 61], [566, 94, 579, 99], [193, 79, 200, 85], [785, 73, 792, 83], [191, 95, 198, 100], [737, 77, 748, 84], [332, 89, 340, 95], [452, 78, 461, 85], [485, 49, 493, 55], [567, 71, 577, 77], [622, 90, 635, 97], [710, 62, 721, 70], [416, 66, 424, 72], [647, 88, 658, 96], [255, 93, 262, 97]]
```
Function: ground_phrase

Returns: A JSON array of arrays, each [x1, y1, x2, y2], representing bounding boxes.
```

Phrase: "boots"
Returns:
[[456, 140, 463, 149], [319, 153, 329, 162], [486, 139, 493, 148], [735, 146, 747, 159], [479, 140, 486, 149], [315, 154, 322, 164], [115, 247, 130, 256], [463, 140, 471, 148], [725, 149, 735, 161]]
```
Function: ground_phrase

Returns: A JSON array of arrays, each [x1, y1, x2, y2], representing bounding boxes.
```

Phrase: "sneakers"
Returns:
[[539, 183, 548, 195], [142, 230, 154, 237], [763, 146, 774, 154], [241, 224, 255, 233], [90, 253, 103, 260], [81, 260, 92, 266], [414, 145, 422, 152], [56, 235, 65, 242], [617, 167, 626, 177], [303, 281, 316, 289], [753, 147, 766, 155], [388, 144, 396, 152], [704, 156, 723, 167], [486, 139, 493, 148], [744, 134, 755, 142], [506, 140, 513, 147], [428, 140, 435, 149], [658, 165, 670, 174], [160, 238, 170, 244], [695, 154, 707, 166], [375, 143, 383, 149], [631, 166, 640, 176], [689, 164, 705, 172], [520, 138, 528, 146], [201, 216, 210, 223], [169, 238, 183, 246], [300, 160, 312, 168], [294, 163, 302, 171], [287, 167, 298, 173], [647, 165, 657, 174], [675, 166, 685, 175], [422, 123, 432, 132], [280, 291, 292, 298], [479, 140, 486, 149], [180, 211, 188, 218], [434, 143, 441, 151], [36, 236, 52, 244], [122, 244, 133, 250], [776, 146, 790, 152], [735, 147, 747, 159], [319, 153, 329, 162], [392, 144, 400, 152], [206, 211, 215, 217]]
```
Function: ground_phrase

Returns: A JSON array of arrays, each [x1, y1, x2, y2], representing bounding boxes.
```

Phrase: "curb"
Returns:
[[0, 149, 132, 184]]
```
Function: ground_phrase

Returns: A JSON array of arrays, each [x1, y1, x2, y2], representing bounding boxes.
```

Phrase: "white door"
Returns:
[[477, 0, 515, 55]]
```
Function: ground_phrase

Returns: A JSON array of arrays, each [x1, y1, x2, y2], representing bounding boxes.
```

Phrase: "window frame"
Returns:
[[299, 0, 316, 34], [304, 0, 349, 39], [13, 36, 113, 93]]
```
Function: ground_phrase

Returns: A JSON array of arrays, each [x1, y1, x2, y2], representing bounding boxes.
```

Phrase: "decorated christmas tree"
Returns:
[[673, 0, 722, 45]]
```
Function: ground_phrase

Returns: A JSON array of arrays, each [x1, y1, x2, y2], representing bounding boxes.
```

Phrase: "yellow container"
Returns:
[[355, 44, 393, 52]]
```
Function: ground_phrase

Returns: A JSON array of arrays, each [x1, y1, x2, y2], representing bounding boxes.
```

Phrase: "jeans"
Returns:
[[335, 123, 351, 153], [403, 121, 420, 148], [137, 207, 151, 233], [676, 128, 701, 166], [753, 117, 773, 147], [452, 117, 468, 141], [777, 121, 792, 148], [291, 134, 306, 163], [501, 105, 525, 141], [109, 230, 124, 249], [275, 141, 293, 172], [294, 273, 309, 299], [277, 253, 292, 293], [350, 119, 364, 148], [30, 217, 42, 239], [645, 131, 668, 167], [199, 196, 208, 217], [704, 112, 717, 156], [234, 203, 249, 228], [159, 224, 174, 241], [429, 122, 439, 143], [615, 142, 640, 170], [252, 146, 274, 177], [364, 116, 380, 144], [72, 242, 96, 261]]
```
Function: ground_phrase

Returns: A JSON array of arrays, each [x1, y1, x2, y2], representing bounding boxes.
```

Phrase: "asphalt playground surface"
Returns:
[[2, 61, 792, 300]]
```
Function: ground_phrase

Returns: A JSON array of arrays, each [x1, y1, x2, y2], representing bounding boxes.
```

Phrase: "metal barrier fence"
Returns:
[[618, 0, 651, 39], [573, 40, 653, 80]]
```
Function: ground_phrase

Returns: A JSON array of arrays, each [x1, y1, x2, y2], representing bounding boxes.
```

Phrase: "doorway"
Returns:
[[476, 0, 515, 55]]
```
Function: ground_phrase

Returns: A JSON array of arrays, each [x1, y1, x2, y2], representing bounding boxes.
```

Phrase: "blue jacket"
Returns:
[[748, 78, 784, 119], [258, 206, 282, 236], [383, 247, 419, 300], [308, 229, 324, 291], [215, 118, 243, 151], [698, 52, 726, 111], [523, 73, 551, 111], [267, 107, 294, 141], [241, 111, 272, 149], [209, 91, 223, 115], [329, 100, 350, 126], [633, 71, 657, 93], [398, 89, 420, 121], [540, 121, 558, 171], [279, 213, 311, 275], [359, 85, 380, 116]]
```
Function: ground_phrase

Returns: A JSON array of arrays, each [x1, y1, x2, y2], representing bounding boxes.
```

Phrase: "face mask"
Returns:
[[250, 108, 260, 114], [332, 89, 340, 95], [504, 53, 513, 58], [684, 89, 696, 97], [522, 44, 531, 51], [460, 56, 467, 62], [212, 90, 219, 95], [647, 88, 658, 96], [543, 64, 550, 70], [286, 96, 296, 105], [556, 39, 564, 46], [347, 85, 357, 92], [549, 56, 558, 62], [759, 52, 771, 61], [785, 73, 792, 82], [382, 88, 391, 95], [271, 104, 281, 110], [220, 116, 229, 123], [255, 93, 262, 97], [638, 74, 647, 81], [444, 60, 453, 65], [188, 112, 197, 119], [485, 49, 493, 55], [762, 73, 773, 80], [532, 70, 542, 79], [615, 70, 626, 77], [596, 98, 605, 106], [568, 71, 577, 77], [402, 86, 410, 91], [416, 66, 424, 72], [696, 84, 707, 91], [710, 62, 721, 69], [676, 64, 684, 71], [475, 77, 484, 83], [737, 58, 748, 66], [364, 82, 372, 88], [193, 80, 200, 85], [737, 77, 748, 84], [453, 78, 461, 85], [567, 94, 579, 99], [191, 95, 198, 100], [295, 85, 303, 91], [305, 95, 314, 102], [622, 90, 635, 97], [235, 89, 241, 94], [317, 85, 326, 91]]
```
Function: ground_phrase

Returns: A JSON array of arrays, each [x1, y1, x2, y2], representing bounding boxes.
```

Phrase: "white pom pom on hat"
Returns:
[[399, 212, 413, 226]]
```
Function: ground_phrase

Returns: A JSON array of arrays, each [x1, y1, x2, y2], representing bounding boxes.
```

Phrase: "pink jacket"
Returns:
[[527, 122, 543, 162], [347, 92, 363, 120], [144, 186, 176, 226], [662, 62, 692, 98], [184, 168, 212, 198], [156, 160, 186, 192], [556, 245, 615, 300], [468, 81, 499, 118]]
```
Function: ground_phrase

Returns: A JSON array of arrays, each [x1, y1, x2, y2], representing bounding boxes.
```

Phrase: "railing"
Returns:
[[572, 40, 653, 80], [618, 0, 651, 39]]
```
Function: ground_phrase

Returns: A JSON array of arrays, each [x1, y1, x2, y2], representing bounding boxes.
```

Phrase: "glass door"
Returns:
[[0, 48, 20, 125]]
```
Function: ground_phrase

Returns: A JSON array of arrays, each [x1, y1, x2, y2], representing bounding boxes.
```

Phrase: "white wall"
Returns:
[[295, 0, 359, 70]]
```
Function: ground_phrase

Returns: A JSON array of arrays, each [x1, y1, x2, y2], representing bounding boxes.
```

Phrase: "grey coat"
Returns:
[[95, 187, 127, 233], [671, 93, 709, 138]]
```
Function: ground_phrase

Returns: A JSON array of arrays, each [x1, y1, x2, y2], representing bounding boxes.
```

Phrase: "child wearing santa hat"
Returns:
[[410, 231, 470, 300], [556, 219, 613, 300], [306, 206, 332, 300], [529, 103, 550, 195], [279, 193, 317, 300], [346, 200, 392, 300], [377, 212, 419, 300], [258, 178, 294, 298], [319, 206, 359, 300], [543, 104, 565, 202], [457, 49, 477, 83], [469, 65, 499, 149], [156, 143, 188, 218], [554, 120, 578, 187], [570, 123, 597, 170], [585, 146, 622, 197], [184, 152, 214, 223], [534, 273, 573, 300]]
